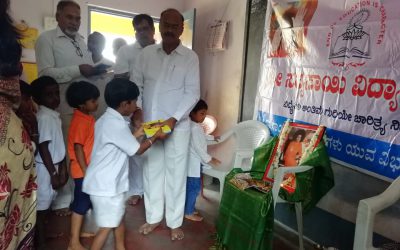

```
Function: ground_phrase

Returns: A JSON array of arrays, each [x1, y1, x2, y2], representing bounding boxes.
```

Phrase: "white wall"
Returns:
[[183, 0, 247, 165], [10, 0, 184, 36]]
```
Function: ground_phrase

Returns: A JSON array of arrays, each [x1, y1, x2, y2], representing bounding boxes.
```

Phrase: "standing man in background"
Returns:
[[87, 31, 114, 118], [114, 14, 156, 206], [35, 0, 104, 215], [133, 8, 200, 241], [112, 38, 127, 57]]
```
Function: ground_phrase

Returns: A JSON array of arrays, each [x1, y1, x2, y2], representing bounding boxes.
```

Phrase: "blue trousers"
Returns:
[[184, 177, 201, 215]]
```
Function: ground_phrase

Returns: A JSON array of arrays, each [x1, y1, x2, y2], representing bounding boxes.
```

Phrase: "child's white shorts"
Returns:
[[36, 162, 57, 211], [90, 193, 126, 228]]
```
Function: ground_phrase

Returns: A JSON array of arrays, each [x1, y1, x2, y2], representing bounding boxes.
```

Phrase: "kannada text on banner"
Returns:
[[255, 0, 400, 180]]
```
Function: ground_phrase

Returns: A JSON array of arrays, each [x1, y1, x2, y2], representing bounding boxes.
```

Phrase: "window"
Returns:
[[88, 6, 161, 62]]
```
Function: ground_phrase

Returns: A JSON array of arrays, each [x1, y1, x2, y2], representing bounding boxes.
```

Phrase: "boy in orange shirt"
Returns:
[[66, 81, 100, 250]]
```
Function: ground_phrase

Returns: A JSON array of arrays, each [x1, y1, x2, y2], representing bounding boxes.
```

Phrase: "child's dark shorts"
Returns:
[[70, 178, 91, 215]]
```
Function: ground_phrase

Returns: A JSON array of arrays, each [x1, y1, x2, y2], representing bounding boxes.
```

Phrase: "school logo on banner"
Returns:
[[256, 0, 400, 180], [326, 1, 387, 69]]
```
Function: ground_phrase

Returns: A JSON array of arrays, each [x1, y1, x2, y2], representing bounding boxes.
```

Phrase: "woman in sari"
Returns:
[[0, 0, 37, 249]]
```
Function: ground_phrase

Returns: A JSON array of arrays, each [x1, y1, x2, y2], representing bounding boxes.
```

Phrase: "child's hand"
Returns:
[[214, 135, 221, 142], [131, 108, 143, 129], [153, 128, 168, 140], [208, 157, 221, 167], [133, 126, 145, 138], [50, 173, 61, 189], [58, 159, 69, 187]]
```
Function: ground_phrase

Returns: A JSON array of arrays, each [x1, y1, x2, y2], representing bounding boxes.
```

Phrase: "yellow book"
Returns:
[[143, 120, 171, 138]]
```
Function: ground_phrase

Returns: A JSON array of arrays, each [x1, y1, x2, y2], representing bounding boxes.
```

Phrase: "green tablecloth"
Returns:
[[251, 137, 334, 212], [215, 137, 334, 249], [216, 169, 274, 250]]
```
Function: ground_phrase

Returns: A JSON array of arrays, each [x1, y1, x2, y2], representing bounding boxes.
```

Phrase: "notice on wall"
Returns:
[[255, 0, 400, 180], [207, 21, 228, 51]]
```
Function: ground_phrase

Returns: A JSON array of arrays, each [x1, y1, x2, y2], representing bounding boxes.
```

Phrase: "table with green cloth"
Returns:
[[216, 169, 274, 250], [215, 137, 334, 250]]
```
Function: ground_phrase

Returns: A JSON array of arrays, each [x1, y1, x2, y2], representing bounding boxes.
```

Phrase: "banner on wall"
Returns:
[[255, 0, 400, 180]]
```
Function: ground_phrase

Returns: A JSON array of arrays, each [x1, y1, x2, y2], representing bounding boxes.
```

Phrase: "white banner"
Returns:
[[256, 0, 400, 180]]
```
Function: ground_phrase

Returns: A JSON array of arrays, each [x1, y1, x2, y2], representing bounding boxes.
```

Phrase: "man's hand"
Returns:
[[160, 117, 177, 131], [79, 64, 96, 77]]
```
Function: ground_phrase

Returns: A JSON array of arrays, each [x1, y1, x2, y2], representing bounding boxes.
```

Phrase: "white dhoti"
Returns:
[[142, 130, 189, 229], [128, 155, 144, 196]]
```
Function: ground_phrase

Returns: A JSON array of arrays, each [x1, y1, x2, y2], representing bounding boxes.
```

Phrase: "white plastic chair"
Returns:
[[271, 165, 313, 250], [353, 176, 400, 250], [202, 120, 270, 196]]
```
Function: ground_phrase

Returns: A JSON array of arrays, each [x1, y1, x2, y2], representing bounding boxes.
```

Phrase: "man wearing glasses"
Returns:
[[114, 13, 156, 209], [35, 0, 102, 218]]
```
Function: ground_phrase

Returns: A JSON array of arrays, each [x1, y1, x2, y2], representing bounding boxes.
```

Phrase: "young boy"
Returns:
[[185, 99, 221, 221], [31, 76, 69, 249], [66, 81, 100, 250], [16, 80, 39, 147], [82, 78, 164, 250]]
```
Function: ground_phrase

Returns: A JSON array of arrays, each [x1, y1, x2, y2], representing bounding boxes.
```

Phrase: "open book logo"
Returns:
[[329, 9, 371, 68]]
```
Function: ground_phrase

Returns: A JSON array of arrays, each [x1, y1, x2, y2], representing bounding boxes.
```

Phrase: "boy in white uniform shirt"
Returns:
[[82, 78, 164, 250], [31, 76, 69, 249], [185, 100, 220, 221]]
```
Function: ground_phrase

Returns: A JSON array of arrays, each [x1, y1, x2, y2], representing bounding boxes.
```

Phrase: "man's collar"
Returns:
[[156, 42, 186, 55], [134, 42, 143, 49], [174, 43, 186, 55], [56, 26, 84, 40]]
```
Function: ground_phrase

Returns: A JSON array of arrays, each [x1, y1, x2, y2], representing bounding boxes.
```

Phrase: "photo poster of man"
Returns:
[[262, 121, 325, 193], [255, 0, 400, 181]]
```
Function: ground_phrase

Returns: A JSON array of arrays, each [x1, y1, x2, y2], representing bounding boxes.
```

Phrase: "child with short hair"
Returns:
[[31, 76, 69, 249], [16, 80, 39, 147], [82, 78, 164, 250], [185, 99, 221, 221], [65, 81, 100, 250]]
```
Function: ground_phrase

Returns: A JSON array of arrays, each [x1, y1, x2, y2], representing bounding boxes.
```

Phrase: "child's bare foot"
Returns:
[[127, 195, 141, 206], [171, 227, 184, 241], [138, 222, 160, 235], [67, 241, 87, 250], [185, 214, 203, 221]]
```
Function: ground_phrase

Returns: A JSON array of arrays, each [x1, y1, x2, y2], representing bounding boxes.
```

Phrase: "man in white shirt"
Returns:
[[112, 38, 127, 57], [87, 31, 114, 118], [35, 0, 103, 214], [114, 14, 155, 80], [114, 14, 156, 206], [132, 8, 200, 241]]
